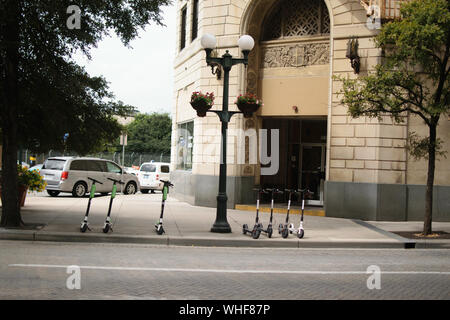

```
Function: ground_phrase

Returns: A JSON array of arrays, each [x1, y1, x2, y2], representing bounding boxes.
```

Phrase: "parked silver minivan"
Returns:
[[41, 157, 140, 197]]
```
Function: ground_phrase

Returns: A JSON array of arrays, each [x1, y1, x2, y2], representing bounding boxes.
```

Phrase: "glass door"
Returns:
[[300, 144, 326, 205]]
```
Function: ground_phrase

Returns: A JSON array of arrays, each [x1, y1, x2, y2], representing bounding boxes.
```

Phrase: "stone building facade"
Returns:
[[170, 0, 450, 221]]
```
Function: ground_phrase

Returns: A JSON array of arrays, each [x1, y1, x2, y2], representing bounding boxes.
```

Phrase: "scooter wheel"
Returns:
[[242, 224, 248, 235], [282, 228, 289, 239], [278, 223, 283, 234], [298, 229, 305, 239], [267, 226, 273, 238], [80, 224, 88, 233], [252, 229, 261, 239], [156, 226, 165, 235], [103, 224, 110, 234]]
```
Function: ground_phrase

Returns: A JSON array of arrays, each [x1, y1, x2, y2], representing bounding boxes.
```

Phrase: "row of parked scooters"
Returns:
[[78, 177, 310, 239], [79, 176, 173, 234], [242, 188, 313, 239]]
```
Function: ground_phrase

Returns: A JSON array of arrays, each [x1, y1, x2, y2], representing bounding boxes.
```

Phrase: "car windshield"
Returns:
[[140, 164, 156, 172], [42, 159, 66, 170]]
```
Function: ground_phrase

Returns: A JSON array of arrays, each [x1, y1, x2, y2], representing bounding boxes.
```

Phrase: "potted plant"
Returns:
[[190, 91, 215, 117], [235, 93, 262, 118], [17, 165, 47, 206]]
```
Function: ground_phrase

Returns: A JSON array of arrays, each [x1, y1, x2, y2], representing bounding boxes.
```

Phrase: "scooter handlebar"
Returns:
[[298, 188, 314, 196], [107, 177, 125, 184], [88, 177, 103, 184], [160, 180, 174, 187], [264, 188, 284, 194], [252, 188, 268, 194]]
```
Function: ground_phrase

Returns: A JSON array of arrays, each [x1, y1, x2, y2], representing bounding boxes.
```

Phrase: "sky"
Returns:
[[74, 4, 177, 115]]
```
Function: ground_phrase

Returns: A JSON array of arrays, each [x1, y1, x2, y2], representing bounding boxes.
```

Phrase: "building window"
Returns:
[[263, 0, 330, 40], [180, 5, 187, 51], [191, 0, 199, 42], [177, 121, 194, 170]]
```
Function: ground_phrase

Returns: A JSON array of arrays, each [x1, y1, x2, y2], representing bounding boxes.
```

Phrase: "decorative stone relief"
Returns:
[[261, 42, 330, 68], [246, 70, 258, 93]]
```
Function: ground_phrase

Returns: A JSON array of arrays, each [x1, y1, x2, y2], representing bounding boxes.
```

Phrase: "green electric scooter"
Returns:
[[80, 177, 103, 233], [102, 177, 125, 233], [155, 180, 174, 235]]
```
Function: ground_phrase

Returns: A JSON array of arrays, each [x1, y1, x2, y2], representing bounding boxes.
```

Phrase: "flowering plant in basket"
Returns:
[[235, 93, 262, 118], [190, 91, 215, 117]]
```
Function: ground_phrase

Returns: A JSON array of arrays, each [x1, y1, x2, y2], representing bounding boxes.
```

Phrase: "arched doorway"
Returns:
[[244, 0, 331, 205]]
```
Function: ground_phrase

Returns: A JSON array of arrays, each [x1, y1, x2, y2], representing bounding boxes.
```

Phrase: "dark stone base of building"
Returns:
[[170, 170, 255, 209], [171, 171, 449, 222], [325, 181, 450, 222]]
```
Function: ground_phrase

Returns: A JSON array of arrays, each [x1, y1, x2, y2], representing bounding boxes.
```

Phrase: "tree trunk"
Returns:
[[0, 0, 23, 228], [423, 122, 437, 236]]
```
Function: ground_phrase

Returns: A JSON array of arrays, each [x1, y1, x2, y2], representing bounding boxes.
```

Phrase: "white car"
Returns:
[[41, 157, 140, 197], [137, 162, 170, 193], [124, 167, 140, 176]]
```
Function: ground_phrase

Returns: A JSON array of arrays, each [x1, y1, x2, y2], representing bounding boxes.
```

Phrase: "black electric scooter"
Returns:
[[242, 188, 267, 239], [102, 177, 125, 233], [278, 189, 297, 238], [155, 179, 173, 235], [259, 188, 283, 238], [289, 188, 314, 239], [80, 177, 103, 233]]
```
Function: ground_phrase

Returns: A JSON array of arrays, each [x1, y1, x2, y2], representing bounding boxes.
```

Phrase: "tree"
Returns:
[[337, 0, 450, 235], [0, 0, 170, 227], [123, 112, 172, 155]]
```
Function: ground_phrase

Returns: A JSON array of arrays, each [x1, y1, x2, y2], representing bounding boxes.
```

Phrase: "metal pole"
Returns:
[[211, 63, 231, 233], [122, 144, 125, 167]]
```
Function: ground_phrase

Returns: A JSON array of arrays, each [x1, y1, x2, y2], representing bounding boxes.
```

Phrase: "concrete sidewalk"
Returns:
[[1, 192, 449, 249]]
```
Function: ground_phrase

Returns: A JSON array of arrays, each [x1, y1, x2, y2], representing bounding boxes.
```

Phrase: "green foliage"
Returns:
[[0, 0, 170, 155], [123, 113, 172, 154], [191, 91, 215, 106], [17, 165, 46, 192], [235, 93, 263, 106], [407, 132, 447, 160]]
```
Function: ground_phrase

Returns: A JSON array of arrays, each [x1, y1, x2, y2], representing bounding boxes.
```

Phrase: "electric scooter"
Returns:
[[259, 188, 283, 238], [278, 189, 297, 238], [288, 188, 314, 239], [80, 177, 103, 233], [155, 179, 173, 235], [242, 188, 267, 239], [102, 177, 125, 234]]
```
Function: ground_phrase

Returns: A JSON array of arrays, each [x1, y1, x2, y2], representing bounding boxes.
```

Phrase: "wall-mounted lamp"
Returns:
[[346, 37, 360, 74], [209, 62, 222, 80]]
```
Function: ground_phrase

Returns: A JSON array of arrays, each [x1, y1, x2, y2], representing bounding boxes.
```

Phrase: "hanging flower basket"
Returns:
[[235, 93, 262, 118], [190, 91, 215, 117]]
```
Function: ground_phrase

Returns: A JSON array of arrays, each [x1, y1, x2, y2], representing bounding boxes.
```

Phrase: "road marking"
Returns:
[[8, 264, 450, 275]]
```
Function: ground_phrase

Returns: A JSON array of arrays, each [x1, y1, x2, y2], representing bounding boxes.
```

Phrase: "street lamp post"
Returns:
[[195, 34, 255, 233]]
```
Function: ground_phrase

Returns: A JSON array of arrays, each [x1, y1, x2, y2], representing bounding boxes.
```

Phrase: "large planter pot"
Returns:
[[0, 185, 28, 207], [190, 100, 212, 117], [18, 185, 28, 207], [236, 102, 261, 118]]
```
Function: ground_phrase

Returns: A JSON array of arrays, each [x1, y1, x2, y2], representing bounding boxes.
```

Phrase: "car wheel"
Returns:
[[72, 182, 87, 197], [150, 189, 155, 194], [124, 182, 137, 195], [47, 190, 60, 197], [141, 189, 149, 194]]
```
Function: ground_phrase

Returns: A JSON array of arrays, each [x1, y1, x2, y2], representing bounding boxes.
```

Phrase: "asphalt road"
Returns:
[[0, 240, 449, 300]]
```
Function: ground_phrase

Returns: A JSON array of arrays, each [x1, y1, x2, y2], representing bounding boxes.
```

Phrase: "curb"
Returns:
[[0, 229, 417, 249]]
